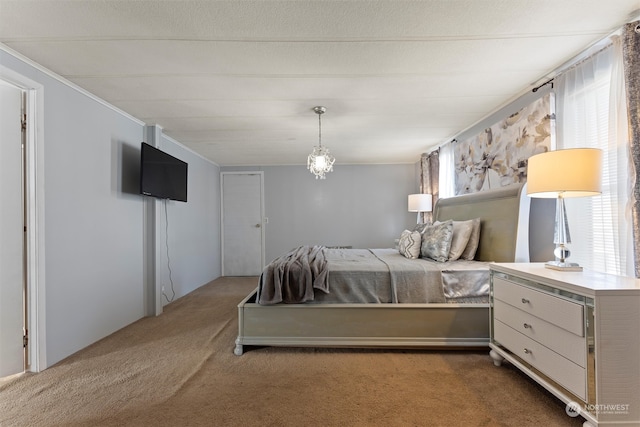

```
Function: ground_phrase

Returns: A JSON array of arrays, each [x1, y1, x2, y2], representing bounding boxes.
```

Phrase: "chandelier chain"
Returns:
[[318, 111, 322, 147]]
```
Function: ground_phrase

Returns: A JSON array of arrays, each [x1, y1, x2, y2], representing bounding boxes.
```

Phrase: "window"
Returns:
[[438, 143, 455, 199], [556, 38, 632, 276]]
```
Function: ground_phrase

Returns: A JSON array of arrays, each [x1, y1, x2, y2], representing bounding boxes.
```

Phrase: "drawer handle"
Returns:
[[523, 323, 531, 329], [521, 298, 530, 304], [523, 348, 532, 354]]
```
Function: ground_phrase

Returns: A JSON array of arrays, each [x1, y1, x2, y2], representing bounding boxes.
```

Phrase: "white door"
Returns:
[[222, 172, 264, 276], [0, 81, 25, 377]]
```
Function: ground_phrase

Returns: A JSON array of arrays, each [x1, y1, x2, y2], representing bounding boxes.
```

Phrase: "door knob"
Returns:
[[255, 224, 261, 228]]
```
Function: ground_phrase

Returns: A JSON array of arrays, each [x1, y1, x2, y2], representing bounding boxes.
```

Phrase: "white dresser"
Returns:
[[489, 263, 640, 427]]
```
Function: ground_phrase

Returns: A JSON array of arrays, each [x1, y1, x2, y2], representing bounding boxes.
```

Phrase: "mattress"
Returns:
[[260, 247, 490, 305]]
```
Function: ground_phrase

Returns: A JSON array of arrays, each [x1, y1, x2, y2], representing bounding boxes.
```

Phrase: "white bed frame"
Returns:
[[234, 183, 536, 355]]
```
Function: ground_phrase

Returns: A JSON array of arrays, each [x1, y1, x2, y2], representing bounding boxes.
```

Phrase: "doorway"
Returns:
[[0, 68, 44, 374], [0, 79, 26, 377], [221, 172, 265, 276]]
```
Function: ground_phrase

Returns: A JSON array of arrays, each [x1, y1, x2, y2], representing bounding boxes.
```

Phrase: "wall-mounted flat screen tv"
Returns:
[[140, 142, 188, 202]]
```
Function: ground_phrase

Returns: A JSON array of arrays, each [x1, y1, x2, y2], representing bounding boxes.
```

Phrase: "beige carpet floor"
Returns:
[[0, 276, 584, 426]]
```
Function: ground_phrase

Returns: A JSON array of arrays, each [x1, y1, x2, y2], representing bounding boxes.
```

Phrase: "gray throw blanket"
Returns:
[[257, 246, 329, 305]]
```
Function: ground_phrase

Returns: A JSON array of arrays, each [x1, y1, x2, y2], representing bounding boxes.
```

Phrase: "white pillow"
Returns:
[[398, 230, 422, 259], [460, 218, 481, 260], [435, 219, 474, 261], [434, 218, 480, 261]]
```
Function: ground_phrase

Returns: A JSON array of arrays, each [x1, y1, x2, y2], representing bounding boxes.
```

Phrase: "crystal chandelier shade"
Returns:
[[307, 106, 335, 179]]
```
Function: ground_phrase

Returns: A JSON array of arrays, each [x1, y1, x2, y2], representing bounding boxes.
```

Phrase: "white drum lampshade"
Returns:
[[408, 193, 433, 224]]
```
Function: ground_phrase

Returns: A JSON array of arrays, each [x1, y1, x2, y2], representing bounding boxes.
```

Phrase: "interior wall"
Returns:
[[222, 164, 417, 263], [157, 135, 221, 304], [30, 64, 145, 367], [529, 198, 555, 262], [0, 46, 221, 368]]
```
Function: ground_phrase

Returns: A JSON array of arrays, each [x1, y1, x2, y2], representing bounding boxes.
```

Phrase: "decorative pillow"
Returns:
[[460, 218, 481, 260], [398, 230, 422, 259], [420, 220, 454, 262], [435, 219, 474, 261]]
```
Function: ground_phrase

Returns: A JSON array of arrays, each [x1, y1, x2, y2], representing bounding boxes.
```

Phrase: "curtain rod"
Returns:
[[530, 40, 615, 94], [532, 78, 554, 93], [536, 41, 613, 90]]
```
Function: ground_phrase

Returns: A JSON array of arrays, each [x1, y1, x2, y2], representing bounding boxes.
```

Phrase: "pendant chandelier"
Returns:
[[307, 106, 335, 179]]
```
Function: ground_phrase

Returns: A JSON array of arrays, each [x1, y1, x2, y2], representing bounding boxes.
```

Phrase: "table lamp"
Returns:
[[526, 148, 602, 271], [408, 193, 432, 224]]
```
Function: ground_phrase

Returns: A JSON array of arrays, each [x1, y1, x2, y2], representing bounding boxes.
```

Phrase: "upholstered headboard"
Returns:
[[433, 183, 553, 262]]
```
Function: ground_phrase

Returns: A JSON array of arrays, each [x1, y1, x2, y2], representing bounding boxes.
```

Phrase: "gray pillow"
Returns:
[[398, 230, 421, 259], [420, 220, 454, 262]]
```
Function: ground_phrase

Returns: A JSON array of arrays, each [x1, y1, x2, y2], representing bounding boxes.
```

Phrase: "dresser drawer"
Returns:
[[493, 277, 584, 336], [494, 319, 586, 400], [493, 299, 586, 367]]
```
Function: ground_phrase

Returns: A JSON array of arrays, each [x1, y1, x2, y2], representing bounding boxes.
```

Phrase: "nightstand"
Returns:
[[489, 263, 640, 427]]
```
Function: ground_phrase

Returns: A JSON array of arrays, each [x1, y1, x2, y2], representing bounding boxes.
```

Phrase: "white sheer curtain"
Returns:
[[555, 37, 632, 276], [438, 143, 455, 199]]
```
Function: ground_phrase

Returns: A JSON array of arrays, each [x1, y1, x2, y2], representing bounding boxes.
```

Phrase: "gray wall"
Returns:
[[1, 47, 221, 368], [158, 135, 221, 302], [223, 164, 418, 263], [43, 78, 146, 366]]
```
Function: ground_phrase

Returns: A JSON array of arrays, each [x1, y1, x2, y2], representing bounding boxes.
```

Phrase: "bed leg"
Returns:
[[489, 349, 504, 367], [234, 338, 243, 356]]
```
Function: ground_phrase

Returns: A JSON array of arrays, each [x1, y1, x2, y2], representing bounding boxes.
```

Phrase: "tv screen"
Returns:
[[140, 142, 188, 202]]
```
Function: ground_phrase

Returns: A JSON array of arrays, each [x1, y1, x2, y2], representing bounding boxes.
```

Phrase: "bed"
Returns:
[[234, 183, 548, 355]]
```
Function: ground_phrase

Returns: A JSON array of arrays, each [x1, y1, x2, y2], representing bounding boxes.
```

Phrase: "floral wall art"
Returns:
[[454, 94, 553, 194]]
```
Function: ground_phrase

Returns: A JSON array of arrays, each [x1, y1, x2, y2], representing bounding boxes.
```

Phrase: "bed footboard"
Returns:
[[234, 288, 489, 355]]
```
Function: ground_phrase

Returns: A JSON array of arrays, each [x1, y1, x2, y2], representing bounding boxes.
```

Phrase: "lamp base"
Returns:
[[544, 261, 583, 272]]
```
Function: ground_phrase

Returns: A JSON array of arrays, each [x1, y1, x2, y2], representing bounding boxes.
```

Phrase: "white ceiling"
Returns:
[[1, 1, 639, 166]]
